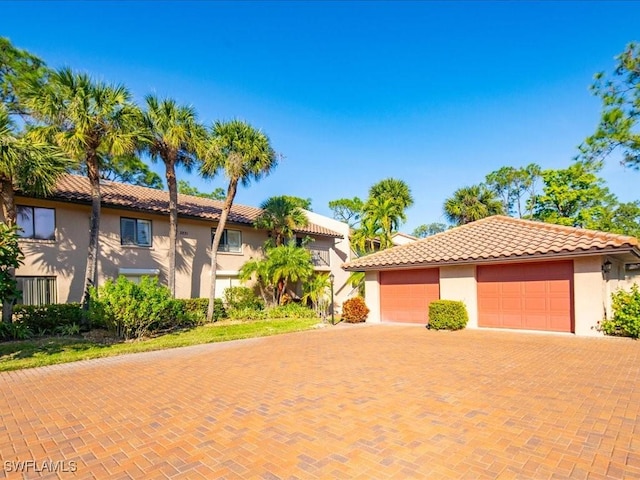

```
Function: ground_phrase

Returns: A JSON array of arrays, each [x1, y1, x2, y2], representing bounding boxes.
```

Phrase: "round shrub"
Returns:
[[89, 276, 175, 340], [428, 300, 469, 330], [224, 286, 263, 310], [601, 285, 640, 338], [342, 297, 369, 323]]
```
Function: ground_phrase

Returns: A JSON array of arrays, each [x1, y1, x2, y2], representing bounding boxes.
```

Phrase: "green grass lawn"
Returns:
[[0, 318, 322, 372]]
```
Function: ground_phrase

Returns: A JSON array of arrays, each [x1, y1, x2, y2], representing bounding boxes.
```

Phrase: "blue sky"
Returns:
[[3, 1, 639, 233]]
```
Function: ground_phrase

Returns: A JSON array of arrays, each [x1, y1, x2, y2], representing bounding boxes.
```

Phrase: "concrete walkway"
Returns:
[[1, 325, 639, 479]]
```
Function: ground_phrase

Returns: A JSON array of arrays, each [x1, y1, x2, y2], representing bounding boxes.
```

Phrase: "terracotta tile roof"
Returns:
[[343, 215, 639, 270], [34, 174, 343, 238]]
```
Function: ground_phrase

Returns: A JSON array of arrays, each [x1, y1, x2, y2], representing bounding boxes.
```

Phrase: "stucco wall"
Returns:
[[439, 265, 478, 329], [303, 210, 353, 310], [17, 199, 89, 303], [573, 256, 605, 336], [16, 197, 274, 302], [364, 271, 381, 323]]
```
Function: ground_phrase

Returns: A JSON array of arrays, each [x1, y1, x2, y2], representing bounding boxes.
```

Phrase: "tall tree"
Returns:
[[0, 105, 70, 322], [177, 179, 225, 200], [282, 195, 312, 211], [358, 178, 414, 250], [142, 95, 205, 296], [1, 37, 47, 116], [23, 68, 142, 308], [200, 120, 277, 322], [485, 163, 541, 218], [369, 177, 414, 212], [97, 154, 163, 188], [412, 222, 447, 238], [254, 195, 309, 247], [443, 184, 504, 226], [579, 42, 640, 169], [361, 196, 404, 249], [531, 160, 617, 228], [328, 197, 364, 228]]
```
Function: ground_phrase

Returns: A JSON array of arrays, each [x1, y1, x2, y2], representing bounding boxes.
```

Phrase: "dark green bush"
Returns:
[[173, 298, 227, 325], [428, 300, 469, 330], [12, 303, 84, 332], [342, 297, 369, 323], [0, 321, 33, 341], [224, 286, 263, 310], [600, 285, 640, 338], [89, 276, 175, 340]]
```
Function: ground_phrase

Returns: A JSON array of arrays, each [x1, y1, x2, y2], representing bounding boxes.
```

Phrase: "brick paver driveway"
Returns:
[[1, 325, 639, 479]]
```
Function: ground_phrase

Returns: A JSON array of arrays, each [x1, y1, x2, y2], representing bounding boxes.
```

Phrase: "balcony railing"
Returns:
[[307, 246, 330, 267]]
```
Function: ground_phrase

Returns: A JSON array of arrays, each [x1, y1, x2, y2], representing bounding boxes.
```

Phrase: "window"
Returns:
[[120, 218, 152, 246], [16, 277, 57, 305], [17, 206, 55, 240], [214, 229, 242, 253]]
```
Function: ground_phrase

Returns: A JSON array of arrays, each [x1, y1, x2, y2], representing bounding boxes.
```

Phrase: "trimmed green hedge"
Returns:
[[13, 303, 84, 333], [428, 300, 469, 330], [173, 298, 227, 324]]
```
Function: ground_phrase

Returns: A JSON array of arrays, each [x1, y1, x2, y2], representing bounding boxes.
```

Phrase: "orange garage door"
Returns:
[[380, 269, 439, 324], [477, 261, 573, 332]]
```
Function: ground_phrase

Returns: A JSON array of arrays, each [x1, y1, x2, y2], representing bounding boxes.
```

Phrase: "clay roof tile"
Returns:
[[344, 215, 639, 271]]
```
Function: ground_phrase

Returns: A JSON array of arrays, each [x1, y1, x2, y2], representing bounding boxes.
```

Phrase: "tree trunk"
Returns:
[[82, 153, 101, 313], [207, 180, 238, 323], [166, 159, 177, 297], [1, 178, 16, 323]]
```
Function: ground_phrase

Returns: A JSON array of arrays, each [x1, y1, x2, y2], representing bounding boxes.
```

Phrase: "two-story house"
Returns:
[[15, 174, 351, 308]]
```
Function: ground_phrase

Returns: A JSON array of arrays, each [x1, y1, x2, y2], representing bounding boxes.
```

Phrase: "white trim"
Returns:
[[216, 270, 240, 276]]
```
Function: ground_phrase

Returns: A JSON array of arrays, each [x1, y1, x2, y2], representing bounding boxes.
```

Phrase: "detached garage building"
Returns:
[[343, 216, 640, 336]]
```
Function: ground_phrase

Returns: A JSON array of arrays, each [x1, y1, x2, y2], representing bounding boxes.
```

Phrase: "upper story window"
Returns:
[[213, 228, 242, 253], [17, 206, 55, 240], [121, 218, 152, 247]]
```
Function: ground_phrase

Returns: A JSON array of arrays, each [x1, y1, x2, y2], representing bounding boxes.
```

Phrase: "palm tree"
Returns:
[[23, 68, 142, 308], [301, 273, 331, 317], [254, 195, 309, 246], [142, 95, 205, 297], [0, 105, 71, 322], [267, 243, 314, 305], [239, 257, 273, 305], [362, 196, 403, 249], [369, 177, 414, 214], [444, 184, 504, 226], [200, 119, 278, 322]]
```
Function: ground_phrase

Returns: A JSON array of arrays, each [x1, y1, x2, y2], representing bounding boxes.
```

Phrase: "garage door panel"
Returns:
[[478, 261, 573, 332], [380, 269, 439, 324], [502, 297, 523, 310]]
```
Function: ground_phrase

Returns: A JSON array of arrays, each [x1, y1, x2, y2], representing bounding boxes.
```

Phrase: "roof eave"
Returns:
[[342, 246, 640, 271]]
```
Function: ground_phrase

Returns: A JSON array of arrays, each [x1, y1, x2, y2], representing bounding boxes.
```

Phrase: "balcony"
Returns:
[[307, 246, 330, 268]]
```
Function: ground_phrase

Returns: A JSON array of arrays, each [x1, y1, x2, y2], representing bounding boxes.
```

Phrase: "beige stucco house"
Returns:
[[343, 216, 640, 336], [15, 174, 351, 308]]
